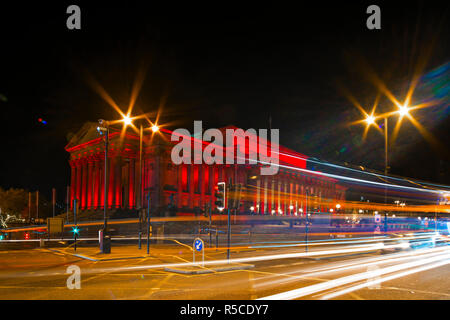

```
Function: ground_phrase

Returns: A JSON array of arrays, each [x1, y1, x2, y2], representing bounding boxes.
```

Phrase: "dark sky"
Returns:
[[0, 1, 449, 201]]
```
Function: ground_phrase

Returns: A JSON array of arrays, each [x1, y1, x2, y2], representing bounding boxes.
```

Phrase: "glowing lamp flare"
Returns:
[[398, 105, 409, 116], [123, 116, 132, 125], [365, 115, 375, 125], [151, 124, 160, 132]]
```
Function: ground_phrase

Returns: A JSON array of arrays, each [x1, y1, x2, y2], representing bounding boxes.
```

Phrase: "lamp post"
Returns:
[[364, 105, 410, 235], [366, 115, 389, 233], [97, 119, 110, 233], [138, 124, 143, 249], [305, 188, 309, 253]]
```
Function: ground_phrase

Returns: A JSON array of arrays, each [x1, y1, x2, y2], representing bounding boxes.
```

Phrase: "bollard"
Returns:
[[215, 229, 219, 251]]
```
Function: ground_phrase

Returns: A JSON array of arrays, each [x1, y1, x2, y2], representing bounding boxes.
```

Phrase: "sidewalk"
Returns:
[[47, 242, 194, 262], [45, 242, 255, 274]]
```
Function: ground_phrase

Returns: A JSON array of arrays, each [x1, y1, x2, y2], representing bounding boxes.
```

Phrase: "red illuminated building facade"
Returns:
[[65, 123, 346, 217]]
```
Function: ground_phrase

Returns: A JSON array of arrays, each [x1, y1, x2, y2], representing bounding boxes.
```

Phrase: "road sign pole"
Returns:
[[227, 208, 231, 263], [193, 238, 204, 266], [305, 212, 308, 253], [147, 193, 150, 255], [305, 190, 308, 253], [73, 199, 77, 252], [138, 210, 142, 249], [216, 229, 218, 250]]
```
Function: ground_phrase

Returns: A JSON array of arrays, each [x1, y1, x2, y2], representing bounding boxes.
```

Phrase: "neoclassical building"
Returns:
[[65, 123, 346, 217]]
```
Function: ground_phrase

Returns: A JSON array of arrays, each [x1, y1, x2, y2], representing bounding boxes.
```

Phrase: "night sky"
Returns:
[[0, 1, 449, 201]]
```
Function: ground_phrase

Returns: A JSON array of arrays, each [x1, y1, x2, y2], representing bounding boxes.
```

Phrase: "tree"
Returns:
[[0, 188, 28, 217]]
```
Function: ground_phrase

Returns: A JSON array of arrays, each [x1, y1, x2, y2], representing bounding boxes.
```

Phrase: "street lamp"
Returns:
[[123, 115, 132, 126], [151, 124, 159, 133], [97, 119, 109, 233], [136, 121, 159, 249], [363, 104, 410, 235]]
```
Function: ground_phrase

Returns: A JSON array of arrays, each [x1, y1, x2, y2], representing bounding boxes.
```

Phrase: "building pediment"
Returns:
[[65, 122, 103, 152]]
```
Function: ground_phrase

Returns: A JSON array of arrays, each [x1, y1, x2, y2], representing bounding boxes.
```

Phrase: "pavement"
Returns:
[[1, 234, 450, 300], [42, 241, 257, 273]]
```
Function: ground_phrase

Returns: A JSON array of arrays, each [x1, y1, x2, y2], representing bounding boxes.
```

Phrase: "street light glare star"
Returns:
[[365, 115, 375, 125], [398, 105, 409, 117], [123, 116, 132, 125], [151, 124, 160, 133]]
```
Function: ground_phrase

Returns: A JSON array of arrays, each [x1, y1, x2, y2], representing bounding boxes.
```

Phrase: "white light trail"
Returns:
[[321, 258, 450, 299], [258, 249, 450, 300], [254, 246, 449, 290]]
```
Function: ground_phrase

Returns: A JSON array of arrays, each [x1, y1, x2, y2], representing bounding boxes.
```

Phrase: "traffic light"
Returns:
[[214, 182, 226, 211], [72, 227, 80, 235], [24, 232, 30, 240]]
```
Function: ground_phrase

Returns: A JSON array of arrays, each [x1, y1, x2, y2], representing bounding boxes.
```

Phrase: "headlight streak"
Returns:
[[237, 152, 450, 193], [248, 233, 437, 249], [253, 245, 449, 290], [258, 249, 450, 300], [254, 158, 446, 195], [321, 257, 450, 300], [1, 238, 436, 280]]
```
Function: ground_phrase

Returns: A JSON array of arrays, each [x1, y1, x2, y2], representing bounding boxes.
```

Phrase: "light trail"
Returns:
[[0, 241, 422, 280], [254, 245, 450, 290], [274, 150, 450, 191], [321, 258, 450, 299], [255, 158, 447, 195], [258, 248, 450, 300], [248, 233, 437, 249]]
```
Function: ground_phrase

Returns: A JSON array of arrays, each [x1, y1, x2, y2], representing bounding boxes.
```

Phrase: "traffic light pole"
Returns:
[[209, 203, 212, 248], [73, 198, 77, 252]]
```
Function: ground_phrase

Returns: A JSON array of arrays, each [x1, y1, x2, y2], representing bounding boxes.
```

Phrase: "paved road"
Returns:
[[0, 234, 449, 300]]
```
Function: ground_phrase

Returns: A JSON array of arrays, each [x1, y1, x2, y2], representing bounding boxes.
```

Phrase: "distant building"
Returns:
[[65, 123, 346, 217]]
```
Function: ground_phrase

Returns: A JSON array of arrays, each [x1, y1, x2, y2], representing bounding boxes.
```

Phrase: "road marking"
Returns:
[[382, 286, 450, 297], [145, 274, 174, 298]]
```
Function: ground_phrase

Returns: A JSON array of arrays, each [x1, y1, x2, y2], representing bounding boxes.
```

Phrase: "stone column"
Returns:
[[200, 164, 205, 209], [76, 159, 82, 206], [263, 176, 268, 214], [115, 157, 122, 209], [177, 165, 183, 208], [93, 159, 100, 209], [87, 159, 93, 209], [108, 157, 115, 209], [189, 165, 194, 209], [128, 158, 135, 209]]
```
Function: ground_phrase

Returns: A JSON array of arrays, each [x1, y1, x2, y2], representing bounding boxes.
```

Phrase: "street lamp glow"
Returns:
[[336, 204, 341, 209], [151, 124, 160, 132], [365, 115, 375, 125], [123, 115, 132, 125], [398, 104, 409, 117]]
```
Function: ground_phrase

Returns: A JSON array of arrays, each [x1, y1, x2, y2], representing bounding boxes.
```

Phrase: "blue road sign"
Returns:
[[195, 239, 203, 251]]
